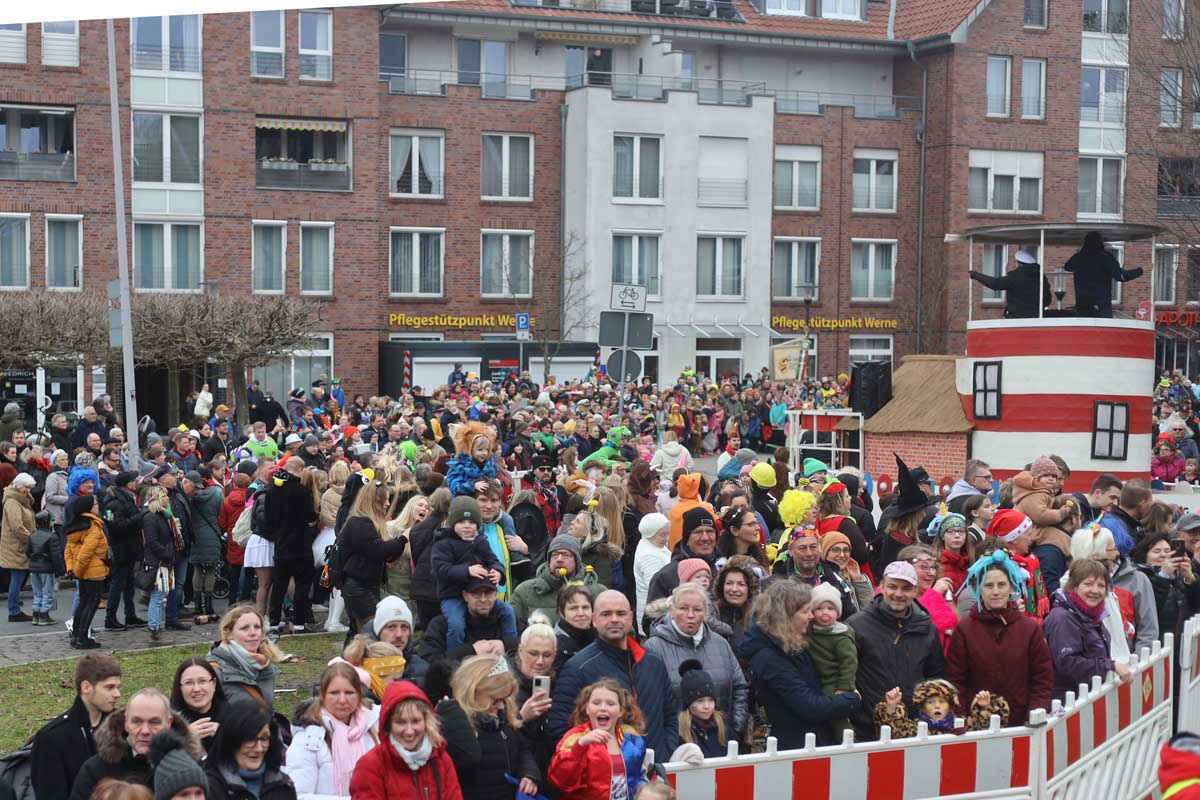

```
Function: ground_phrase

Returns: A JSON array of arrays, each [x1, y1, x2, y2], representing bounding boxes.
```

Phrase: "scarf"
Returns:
[[328, 708, 375, 794], [237, 763, 266, 797], [1067, 591, 1106, 623], [225, 640, 269, 672], [918, 712, 955, 733], [392, 734, 434, 771]]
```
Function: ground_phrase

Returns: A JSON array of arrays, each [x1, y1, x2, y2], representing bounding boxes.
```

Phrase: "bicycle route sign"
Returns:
[[610, 283, 647, 313]]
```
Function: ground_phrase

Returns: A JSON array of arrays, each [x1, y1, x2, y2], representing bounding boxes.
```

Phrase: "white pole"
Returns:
[[967, 237, 974, 323], [1150, 235, 1157, 314], [1038, 228, 1046, 319], [106, 19, 140, 457]]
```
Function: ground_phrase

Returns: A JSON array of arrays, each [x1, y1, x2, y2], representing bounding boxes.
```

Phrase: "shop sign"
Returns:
[[1157, 310, 1200, 326], [389, 313, 537, 330], [771, 315, 899, 332]]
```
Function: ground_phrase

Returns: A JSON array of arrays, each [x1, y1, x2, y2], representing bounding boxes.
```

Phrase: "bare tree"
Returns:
[[510, 230, 593, 385], [0, 291, 107, 368]]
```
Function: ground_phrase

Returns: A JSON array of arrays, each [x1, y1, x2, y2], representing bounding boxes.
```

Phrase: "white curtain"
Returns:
[[253, 225, 282, 291], [640, 236, 659, 294], [419, 232, 441, 294], [613, 137, 633, 197], [0, 217, 25, 287], [612, 235, 633, 283], [772, 241, 790, 296], [508, 137, 531, 198], [696, 237, 716, 295], [721, 238, 742, 295], [509, 235, 531, 294], [169, 15, 199, 72], [173, 225, 199, 290], [481, 234, 503, 294], [134, 223, 164, 289], [47, 219, 78, 288], [774, 161, 792, 207], [390, 135, 412, 193], [482, 136, 504, 196], [391, 231, 412, 293], [638, 137, 659, 198], [851, 243, 870, 298], [418, 136, 441, 195], [302, 227, 331, 293]]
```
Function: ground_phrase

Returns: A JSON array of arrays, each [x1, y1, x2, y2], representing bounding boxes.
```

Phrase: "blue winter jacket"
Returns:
[[430, 525, 504, 599], [445, 452, 498, 497]]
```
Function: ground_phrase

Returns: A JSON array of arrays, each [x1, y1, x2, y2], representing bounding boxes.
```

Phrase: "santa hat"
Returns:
[[986, 509, 1033, 543]]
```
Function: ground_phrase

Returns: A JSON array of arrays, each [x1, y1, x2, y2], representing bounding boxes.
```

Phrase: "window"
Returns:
[[389, 228, 443, 296], [0, 106, 76, 182], [1162, 68, 1184, 127], [1080, 67, 1126, 124], [481, 230, 532, 297], [133, 113, 201, 185], [0, 214, 29, 289], [981, 244, 1008, 302], [299, 10, 332, 80], [250, 11, 284, 78], [1155, 246, 1178, 304], [133, 222, 201, 291], [1164, 0, 1184, 37], [482, 134, 532, 200], [696, 235, 743, 298], [766, 0, 805, 14], [1092, 401, 1129, 460], [42, 21, 79, 67], [850, 240, 895, 300], [612, 233, 661, 297], [821, 0, 864, 20], [1083, 0, 1128, 32], [1078, 157, 1123, 216], [973, 361, 1002, 419], [968, 150, 1043, 213], [852, 149, 897, 211], [1189, 248, 1200, 304], [0, 23, 26, 64], [255, 119, 350, 191], [773, 238, 820, 300], [390, 130, 443, 197], [1025, 0, 1047, 27], [1022, 59, 1045, 119], [300, 223, 332, 295], [565, 46, 613, 87], [849, 336, 893, 368], [379, 32, 406, 80], [774, 145, 821, 210], [46, 215, 81, 290], [613, 135, 661, 200], [457, 39, 508, 97], [698, 137, 748, 207], [258, 334, 333, 404], [132, 16, 200, 73], [252, 221, 286, 293], [987, 57, 1011, 117]]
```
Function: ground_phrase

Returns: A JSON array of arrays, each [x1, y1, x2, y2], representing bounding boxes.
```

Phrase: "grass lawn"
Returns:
[[0, 633, 344, 753]]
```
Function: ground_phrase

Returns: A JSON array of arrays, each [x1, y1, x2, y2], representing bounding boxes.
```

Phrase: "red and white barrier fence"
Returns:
[[664, 634, 1179, 800]]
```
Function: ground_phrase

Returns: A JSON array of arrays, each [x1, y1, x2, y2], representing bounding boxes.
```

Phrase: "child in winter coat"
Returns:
[[805, 583, 858, 737], [25, 509, 65, 625], [430, 496, 518, 652], [676, 661, 727, 759], [63, 494, 111, 649], [874, 679, 1009, 738], [550, 678, 648, 800], [929, 510, 974, 593], [445, 422, 499, 498]]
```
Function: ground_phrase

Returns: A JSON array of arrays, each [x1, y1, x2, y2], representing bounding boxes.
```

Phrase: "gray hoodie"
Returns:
[[1112, 556, 1161, 655], [650, 439, 693, 475]]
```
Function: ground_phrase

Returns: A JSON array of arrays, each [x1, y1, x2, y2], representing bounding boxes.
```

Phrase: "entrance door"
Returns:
[[694, 337, 742, 381]]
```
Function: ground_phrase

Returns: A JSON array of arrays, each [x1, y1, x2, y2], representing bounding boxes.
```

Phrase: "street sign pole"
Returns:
[[617, 312, 631, 418]]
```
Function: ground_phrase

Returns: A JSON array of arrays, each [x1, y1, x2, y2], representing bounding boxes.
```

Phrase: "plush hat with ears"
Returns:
[[912, 679, 960, 712], [451, 421, 493, 456]]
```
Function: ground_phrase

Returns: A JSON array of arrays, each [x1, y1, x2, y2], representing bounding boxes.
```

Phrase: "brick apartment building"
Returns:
[[0, 0, 1193, 424]]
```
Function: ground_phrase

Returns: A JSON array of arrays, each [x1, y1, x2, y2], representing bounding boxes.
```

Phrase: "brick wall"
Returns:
[[863, 430, 970, 488]]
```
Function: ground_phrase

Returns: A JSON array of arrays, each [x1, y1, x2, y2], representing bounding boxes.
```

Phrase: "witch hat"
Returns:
[[893, 453, 930, 516]]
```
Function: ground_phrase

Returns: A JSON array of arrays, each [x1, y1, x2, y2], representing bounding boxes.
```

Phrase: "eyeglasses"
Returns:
[[827, 545, 851, 556], [245, 735, 272, 749], [181, 678, 214, 689], [973, 473, 993, 482]]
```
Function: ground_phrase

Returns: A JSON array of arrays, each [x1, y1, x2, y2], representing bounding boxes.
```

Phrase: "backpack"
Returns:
[[231, 502, 255, 548], [321, 532, 345, 590], [250, 487, 274, 542], [0, 741, 34, 800]]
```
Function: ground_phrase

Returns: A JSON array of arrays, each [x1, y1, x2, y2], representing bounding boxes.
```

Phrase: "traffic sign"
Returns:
[[516, 329, 532, 341], [606, 349, 642, 382], [598, 311, 654, 349], [515, 313, 530, 332], [610, 283, 646, 313]]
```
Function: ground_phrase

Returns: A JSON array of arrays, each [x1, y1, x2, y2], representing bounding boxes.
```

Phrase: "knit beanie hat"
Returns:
[[446, 496, 483, 529], [304, 434, 320, 447], [733, 448, 757, 467], [373, 595, 414, 637], [1030, 456, 1059, 480], [236, 460, 258, 477], [818, 531, 852, 561], [638, 512, 670, 540], [681, 507, 716, 542], [149, 731, 207, 800], [10, 472, 35, 490], [184, 470, 204, 487], [546, 533, 583, 572], [749, 462, 777, 488], [803, 458, 830, 478], [678, 659, 715, 708], [677, 558, 712, 585], [810, 582, 843, 616]]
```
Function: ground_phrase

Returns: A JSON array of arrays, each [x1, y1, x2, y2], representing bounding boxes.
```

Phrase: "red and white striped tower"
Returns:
[[955, 317, 1155, 492]]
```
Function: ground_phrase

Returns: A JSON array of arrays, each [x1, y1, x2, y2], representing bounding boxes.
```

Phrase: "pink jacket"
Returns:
[[1152, 454, 1186, 483]]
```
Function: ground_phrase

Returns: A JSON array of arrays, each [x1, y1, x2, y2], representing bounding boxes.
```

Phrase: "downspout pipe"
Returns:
[[560, 103, 568, 345], [906, 39, 928, 354]]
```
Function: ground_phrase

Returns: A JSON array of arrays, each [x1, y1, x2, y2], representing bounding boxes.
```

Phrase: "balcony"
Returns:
[[773, 90, 917, 119], [256, 158, 351, 191], [511, 0, 743, 21], [1158, 196, 1200, 219], [0, 151, 75, 182]]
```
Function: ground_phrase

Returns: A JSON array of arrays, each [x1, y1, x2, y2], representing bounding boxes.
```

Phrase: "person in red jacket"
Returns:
[[549, 678, 649, 800], [349, 680, 463, 800], [1160, 732, 1200, 799], [928, 510, 974, 594], [946, 550, 1054, 724], [219, 464, 256, 605]]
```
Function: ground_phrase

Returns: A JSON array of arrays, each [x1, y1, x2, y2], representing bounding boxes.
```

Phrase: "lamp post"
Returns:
[[797, 282, 816, 381]]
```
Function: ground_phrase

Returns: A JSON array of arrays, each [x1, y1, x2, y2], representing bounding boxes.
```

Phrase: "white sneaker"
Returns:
[[64, 618, 73, 633], [311, 604, 328, 613], [325, 622, 349, 633]]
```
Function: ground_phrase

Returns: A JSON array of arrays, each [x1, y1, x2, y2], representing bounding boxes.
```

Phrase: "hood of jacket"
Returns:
[[1012, 471, 1052, 505], [1160, 734, 1200, 798], [648, 615, 709, 648], [945, 478, 982, 504], [676, 473, 702, 501], [96, 708, 201, 765], [659, 440, 685, 458], [2, 486, 31, 510]]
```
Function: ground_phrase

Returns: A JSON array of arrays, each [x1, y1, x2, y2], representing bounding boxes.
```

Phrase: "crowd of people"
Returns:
[[0, 363, 1198, 800]]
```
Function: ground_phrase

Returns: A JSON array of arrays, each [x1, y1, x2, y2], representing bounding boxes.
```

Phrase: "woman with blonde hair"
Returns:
[[349, 681, 463, 800], [285, 661, 380, 798], [206, 604, 284, 713], [384, 494, 431, 601], [437, 654, 540, 800], [569, 510, 620, 589], [319, 461, 351, 633], [739, 580, 861, 748], [339, 473, 408, 634]]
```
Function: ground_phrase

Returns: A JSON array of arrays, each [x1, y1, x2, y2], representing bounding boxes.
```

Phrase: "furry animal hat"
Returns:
[[912, 679, 959, 711], [451, 421, 493, 456]]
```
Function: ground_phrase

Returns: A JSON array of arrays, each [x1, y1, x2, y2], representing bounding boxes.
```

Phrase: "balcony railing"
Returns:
[[1080, 102, 1127, 124], [251, 50, 284, 78], [0, 151, 75, 182], [132, 43, 201, 73], [1158, 195, 1200, 219], [256, 159, 351, 191], [512, 0, 743, 21], [698, 177, 748, 206], [773, 90, 916, 118]]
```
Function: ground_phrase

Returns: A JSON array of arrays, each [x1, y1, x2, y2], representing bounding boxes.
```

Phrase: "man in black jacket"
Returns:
[[417, 579, 518, 663], [266, 459, 318, 632], [102, 472, 145, 631], [646, 507, 718, 605], [32, 653, 122, 800], [200, 417, 237, 462], [157, 466, 193, 631], [69, 690, 200, 800], [968, 247, 1051, 318]]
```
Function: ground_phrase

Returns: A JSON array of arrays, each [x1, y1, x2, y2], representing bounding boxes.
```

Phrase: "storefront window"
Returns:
[[694, 337, 742, 382], [256, 334, 333, 403]]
